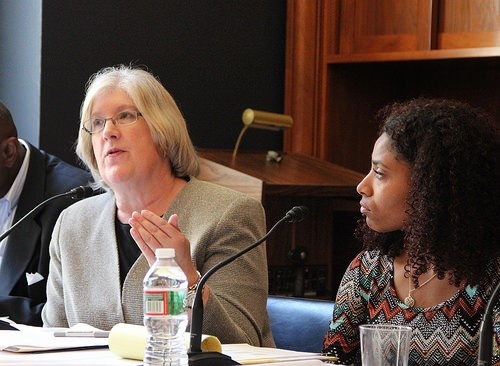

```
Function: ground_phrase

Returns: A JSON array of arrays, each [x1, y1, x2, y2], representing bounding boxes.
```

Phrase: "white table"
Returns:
[[0, 348, 329, 366], [0, 324, 333, 365]]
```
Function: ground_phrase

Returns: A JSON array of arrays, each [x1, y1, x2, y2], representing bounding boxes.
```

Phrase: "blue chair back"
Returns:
[[266, 295, 335, 353]]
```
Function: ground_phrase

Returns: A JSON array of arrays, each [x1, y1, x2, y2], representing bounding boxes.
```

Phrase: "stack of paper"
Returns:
[[0, 323, 108, 353], [222, 344, 336, 364]]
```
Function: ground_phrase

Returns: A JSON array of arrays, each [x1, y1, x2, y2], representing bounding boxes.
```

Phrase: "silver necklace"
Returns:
[[404, 272, 438, 307]]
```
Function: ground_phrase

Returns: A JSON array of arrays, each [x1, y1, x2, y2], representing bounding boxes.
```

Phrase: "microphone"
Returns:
[[477, 280, 500, 365], [0, 185, 94, 243], [283, 205, 309, 223], [188, 206, 309, 366]]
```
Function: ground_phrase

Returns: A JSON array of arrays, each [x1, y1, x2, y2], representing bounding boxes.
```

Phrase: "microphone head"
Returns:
[[69, 185, 95, 199], [284, 206, 309, 223]]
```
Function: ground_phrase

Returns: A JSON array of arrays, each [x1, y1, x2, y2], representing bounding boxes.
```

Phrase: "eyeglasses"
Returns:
[[82, 110, 142, 134]]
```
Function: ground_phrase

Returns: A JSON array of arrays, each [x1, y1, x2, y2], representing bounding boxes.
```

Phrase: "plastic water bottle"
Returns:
[[143, 248, 188, 366]]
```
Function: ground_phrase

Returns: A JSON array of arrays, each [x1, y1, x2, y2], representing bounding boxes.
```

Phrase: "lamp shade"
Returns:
[[242, 108, 293, 128]]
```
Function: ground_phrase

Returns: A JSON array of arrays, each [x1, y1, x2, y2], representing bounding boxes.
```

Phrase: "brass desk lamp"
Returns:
[[232, 108, 293, 159]]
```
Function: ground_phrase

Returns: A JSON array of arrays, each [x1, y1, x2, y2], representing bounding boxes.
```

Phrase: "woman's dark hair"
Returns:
[[356, 98, 499, 286]]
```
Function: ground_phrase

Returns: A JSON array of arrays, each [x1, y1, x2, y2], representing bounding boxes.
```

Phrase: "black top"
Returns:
[[115, 219, 141, 286]]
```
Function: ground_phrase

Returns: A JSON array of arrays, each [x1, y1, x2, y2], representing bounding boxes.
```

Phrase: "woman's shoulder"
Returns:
[[354, 250, 392, 269], [168, 177, 265, 235], [350, 250, 393, 281], [184, 176, 262, 205], [481, 257, 500, 293], [60, 190, 113, 215]]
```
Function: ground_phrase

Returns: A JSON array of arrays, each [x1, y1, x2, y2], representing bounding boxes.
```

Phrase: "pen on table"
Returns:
[[53, 330, 110, 338]]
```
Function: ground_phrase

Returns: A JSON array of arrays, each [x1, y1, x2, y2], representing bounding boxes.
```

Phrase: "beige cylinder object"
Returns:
[[242, 108, 293, 128]]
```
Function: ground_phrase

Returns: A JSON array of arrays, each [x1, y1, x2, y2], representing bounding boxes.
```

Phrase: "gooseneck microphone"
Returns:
[[477, 280, 500, 366], [0, 185, 94, 243], [188, 206, 309, 366]]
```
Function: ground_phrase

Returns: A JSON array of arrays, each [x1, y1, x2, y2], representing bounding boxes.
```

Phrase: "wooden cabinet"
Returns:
[[438, 0, 500, 49], [338, 0, 436, 53], [197, 150, 364, 298], [336, 0, 500, 54], [285, 0, 500, 173]]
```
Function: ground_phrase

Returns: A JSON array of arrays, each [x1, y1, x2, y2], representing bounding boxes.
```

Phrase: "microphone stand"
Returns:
[[0, 185, 93, 242], [477, 280, 500, 366], [188, 206, 308, 366]]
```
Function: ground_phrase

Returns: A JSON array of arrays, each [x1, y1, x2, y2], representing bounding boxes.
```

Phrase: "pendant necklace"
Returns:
[[404, 272, 438, 307]]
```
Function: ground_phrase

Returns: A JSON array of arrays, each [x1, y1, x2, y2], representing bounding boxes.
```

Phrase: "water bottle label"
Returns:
[[144, 290, 186, 316]]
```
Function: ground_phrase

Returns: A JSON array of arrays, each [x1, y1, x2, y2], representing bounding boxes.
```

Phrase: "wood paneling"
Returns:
[[438, 0, 500, 48], [339, 0, 435, 53], [284, 0, 500, 173], [284, 0, 322, 156]]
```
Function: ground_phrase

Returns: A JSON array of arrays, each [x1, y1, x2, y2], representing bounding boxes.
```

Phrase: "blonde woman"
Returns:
[[42, 65, 274, 347]]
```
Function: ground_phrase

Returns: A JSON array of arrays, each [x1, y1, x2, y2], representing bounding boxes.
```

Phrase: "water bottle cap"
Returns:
[[155, 247, 175, 258]]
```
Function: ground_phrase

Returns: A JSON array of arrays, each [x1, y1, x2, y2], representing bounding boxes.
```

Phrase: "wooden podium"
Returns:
[[197, 150, 364, 298]]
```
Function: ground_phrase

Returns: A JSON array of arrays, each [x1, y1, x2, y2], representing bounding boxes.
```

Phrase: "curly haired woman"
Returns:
[[323, 98, 499, 365]]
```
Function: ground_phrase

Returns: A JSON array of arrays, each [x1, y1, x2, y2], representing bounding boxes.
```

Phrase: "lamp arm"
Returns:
[[232, 125, 250, 159]]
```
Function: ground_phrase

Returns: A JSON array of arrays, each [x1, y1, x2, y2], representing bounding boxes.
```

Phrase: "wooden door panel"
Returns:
[[438, 0, 500, 48], [339, 0, 434, 53]]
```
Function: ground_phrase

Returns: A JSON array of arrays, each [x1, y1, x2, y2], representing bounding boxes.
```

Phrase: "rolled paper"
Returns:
[[242, 108, 293, 128], [108, 323, 147, 361], [108, 323, 222, 361]]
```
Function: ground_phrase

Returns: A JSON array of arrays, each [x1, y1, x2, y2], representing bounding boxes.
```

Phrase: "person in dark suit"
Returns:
[[0, 100, 93, 326]]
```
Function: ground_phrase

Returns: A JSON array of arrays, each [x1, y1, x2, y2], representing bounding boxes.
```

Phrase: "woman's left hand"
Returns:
[[129, 210, 199, 284]]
